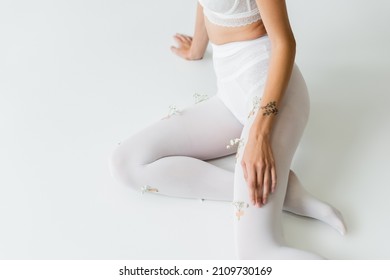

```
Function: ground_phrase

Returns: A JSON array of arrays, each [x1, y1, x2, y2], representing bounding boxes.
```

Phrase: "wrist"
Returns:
[[189, 47, 205, 60], [250, 113, 276, 138], [250, 100, 279, 135], [250, 122, 272, 139]]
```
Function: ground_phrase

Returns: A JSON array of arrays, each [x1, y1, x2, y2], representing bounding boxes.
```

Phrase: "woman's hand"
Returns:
[[170, 33, 204, 60], [241, 131, 277, 208]]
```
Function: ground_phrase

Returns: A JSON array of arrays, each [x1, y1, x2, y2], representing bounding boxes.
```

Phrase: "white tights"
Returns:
[[109, 68, 346, 259]]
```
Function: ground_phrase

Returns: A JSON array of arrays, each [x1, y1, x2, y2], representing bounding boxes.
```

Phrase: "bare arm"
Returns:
[[241, 0, 296, 207], [251, 0, 296, 135], [171, 3, 209, 60]]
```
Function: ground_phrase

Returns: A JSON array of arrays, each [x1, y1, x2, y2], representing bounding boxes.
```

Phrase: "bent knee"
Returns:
[[109, 144, 143, 190], [109, 145, 128, 180]]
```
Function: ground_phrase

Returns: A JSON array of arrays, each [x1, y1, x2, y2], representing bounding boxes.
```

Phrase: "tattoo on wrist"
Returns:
[[261, 101, 278, 116]]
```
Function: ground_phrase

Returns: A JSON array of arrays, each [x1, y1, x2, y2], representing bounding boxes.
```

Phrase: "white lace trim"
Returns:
[[203, 9, 261, 27]]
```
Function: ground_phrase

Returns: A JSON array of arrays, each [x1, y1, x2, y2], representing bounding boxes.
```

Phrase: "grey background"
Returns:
[[0, 0, 389, 259]]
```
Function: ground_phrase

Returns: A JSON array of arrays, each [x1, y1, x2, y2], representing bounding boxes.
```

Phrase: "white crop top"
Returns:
[[198, 0, 261, 27]]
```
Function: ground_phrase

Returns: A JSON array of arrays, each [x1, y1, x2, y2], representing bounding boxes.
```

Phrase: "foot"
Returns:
[[283, 170, 347, 235]]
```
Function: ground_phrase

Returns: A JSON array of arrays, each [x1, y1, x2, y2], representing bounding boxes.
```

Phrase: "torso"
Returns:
[[199, 0, 267, 45], [204, 16, 267, 45]]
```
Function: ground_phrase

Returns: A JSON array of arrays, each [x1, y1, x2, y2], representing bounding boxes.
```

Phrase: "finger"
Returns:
[[175, 34, 187, 43], [182, 35, 193, 43], [170, 46, 179, 54], [267, 145, 277, 193], [247, 167, 257, 206], [178, 34, 193, 47], [241, 160, 248, 182], [253, 185, 259, 208], [173, 36, 183, 46], [256, 163, 265, 207], [256, 163, 264, 207], [175, 36, 191, 50], [271, 164, 277, 193], [262, 166, 271, 205], [170, 46, 185, 59]]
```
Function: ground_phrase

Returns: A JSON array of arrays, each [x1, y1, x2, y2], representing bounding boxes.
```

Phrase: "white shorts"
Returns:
[[211, 35, 272, 125]]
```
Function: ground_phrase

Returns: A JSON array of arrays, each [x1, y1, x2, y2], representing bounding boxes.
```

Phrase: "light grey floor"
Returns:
[[1, 0, 389, 259]]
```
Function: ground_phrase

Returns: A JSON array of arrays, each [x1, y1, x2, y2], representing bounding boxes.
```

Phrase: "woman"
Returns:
[[110, 0, 346, 259]]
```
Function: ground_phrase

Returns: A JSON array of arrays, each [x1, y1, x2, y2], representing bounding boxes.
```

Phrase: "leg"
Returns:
[[109, 92, 347, 233], [233, 64, 324, 259], [109, 95, 243, 201], [284, 170, 347, 235]]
